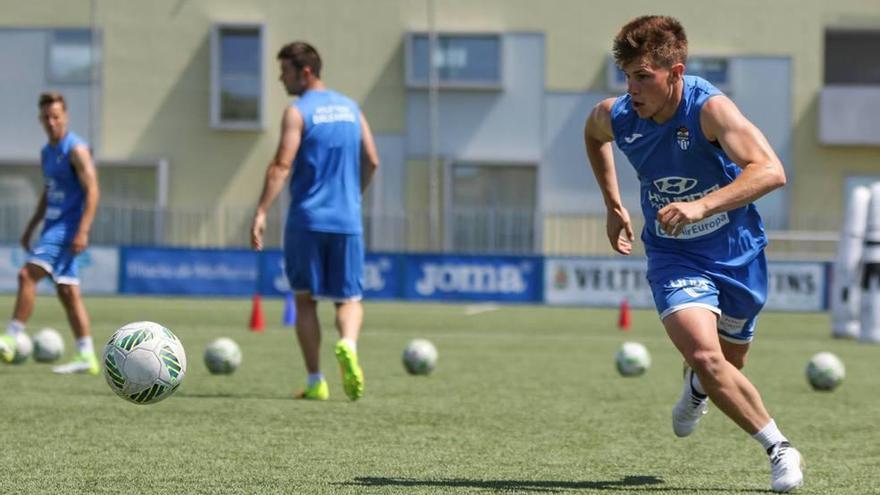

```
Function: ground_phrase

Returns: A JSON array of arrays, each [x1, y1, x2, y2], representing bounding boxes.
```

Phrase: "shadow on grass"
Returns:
[[341, 476, 770, 493], [342, 475, 661, 492]]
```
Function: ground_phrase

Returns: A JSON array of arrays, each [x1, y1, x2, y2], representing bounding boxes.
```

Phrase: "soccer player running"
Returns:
[[250, 41, 379, 401], [0, 92, 101, 374], [584, 16, 803, 492]]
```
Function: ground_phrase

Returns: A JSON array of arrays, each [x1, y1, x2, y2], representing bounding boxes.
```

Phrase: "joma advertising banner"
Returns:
[[401, 254, 543, 302]]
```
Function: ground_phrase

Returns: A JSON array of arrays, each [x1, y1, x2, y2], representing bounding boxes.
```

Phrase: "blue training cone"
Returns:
[[282, 292, 296, 327]]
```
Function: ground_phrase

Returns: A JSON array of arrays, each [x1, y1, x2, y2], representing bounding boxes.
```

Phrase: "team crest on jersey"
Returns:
[[675, 126, 690, 151]]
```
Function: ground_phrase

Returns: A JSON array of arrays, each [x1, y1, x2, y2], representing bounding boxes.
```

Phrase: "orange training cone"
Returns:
[[618, 298, 631, 331], [249, 293, 265, 332]]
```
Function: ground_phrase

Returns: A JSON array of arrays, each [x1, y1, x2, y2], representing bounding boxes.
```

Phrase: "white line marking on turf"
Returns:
[[463, 304, 500, 316]]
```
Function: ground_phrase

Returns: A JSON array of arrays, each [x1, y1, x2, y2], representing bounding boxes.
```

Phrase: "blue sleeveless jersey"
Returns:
[[40, 132, 88, 243], [286, 89, 362, 234], [610, 75, 767, 268]]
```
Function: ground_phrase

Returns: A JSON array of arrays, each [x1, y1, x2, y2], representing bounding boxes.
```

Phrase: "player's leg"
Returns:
[[720, 339, 749, 369], [328, 233, 364, 400], [294, 293, 322, 374], [286, 230, 328, 399], [648, 264, 718, 437], [665, 307, 772, 433], [2, 259, 51, 362], [50, 250, 99, 374], [713, 255, 803, 492]]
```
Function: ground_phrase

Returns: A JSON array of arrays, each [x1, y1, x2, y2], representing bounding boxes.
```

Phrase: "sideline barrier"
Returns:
[[0, 245, 828, 311], [0, 245, 119, 294]]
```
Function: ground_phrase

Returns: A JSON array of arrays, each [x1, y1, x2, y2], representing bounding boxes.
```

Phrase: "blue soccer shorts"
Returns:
[[283, 230, 364, 302], [647, 251, 768, 344], [27, 236, 80, 286]]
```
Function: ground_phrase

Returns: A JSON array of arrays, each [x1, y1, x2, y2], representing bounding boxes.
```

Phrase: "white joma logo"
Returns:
[[623, 133, 643, 144]]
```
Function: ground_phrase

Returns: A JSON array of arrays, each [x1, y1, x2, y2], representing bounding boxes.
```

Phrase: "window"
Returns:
[[47, 29, 99, 84], [406, 33, 502, 89], [825, 29, 880, 84], [607, 55, 729, 92], [447, 164, 536, 253], [211, 24, 264, 129]]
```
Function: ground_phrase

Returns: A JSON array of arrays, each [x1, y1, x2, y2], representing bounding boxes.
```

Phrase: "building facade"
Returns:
[[1, 0, 878, 257]]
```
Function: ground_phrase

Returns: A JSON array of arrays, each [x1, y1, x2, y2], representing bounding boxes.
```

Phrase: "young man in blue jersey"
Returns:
[[250, 41, 379, 401], [0, 92, 101, 374], [584, 16, 803, 492]]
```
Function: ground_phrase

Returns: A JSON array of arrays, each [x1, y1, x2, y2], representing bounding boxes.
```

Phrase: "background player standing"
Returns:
[[250, 41, 380, 401], [0, 92, 101, 375]]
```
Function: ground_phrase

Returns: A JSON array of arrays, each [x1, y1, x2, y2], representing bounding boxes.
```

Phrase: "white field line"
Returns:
[[463, 304, 501, 316]]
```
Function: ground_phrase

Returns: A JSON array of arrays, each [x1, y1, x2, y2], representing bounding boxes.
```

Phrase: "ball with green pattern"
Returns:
[[806, 351, 845, 391], [402, 339, 437, 375], [204, 337, 242, 375], [615, 341, 651, 377], [102, 321, 187, 405]]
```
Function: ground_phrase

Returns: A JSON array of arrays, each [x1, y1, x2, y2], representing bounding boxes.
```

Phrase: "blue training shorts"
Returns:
[[27, 236, 79, 285], [283, 230, 364, 302], [647, 251, 768, 344]]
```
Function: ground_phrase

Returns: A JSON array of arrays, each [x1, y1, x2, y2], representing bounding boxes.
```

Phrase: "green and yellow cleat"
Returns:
[[335, 340, 364, 401], [0, 334, 15, 363], [52, 352, 100, 375], [295, 379, 329, 400]]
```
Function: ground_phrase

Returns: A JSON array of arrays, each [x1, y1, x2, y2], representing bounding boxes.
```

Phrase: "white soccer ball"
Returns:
[[615, 341, 651, 377], [204, 337, 242, 375], [402, 339, 437, 375], [102, 321, 187, 405], [10, 333, 32, 364], [806, 352, 845, 391], [33, 328, 64, 363]]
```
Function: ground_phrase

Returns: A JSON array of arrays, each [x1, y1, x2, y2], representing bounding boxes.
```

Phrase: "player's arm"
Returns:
[[359, 112, 380, 193], [70, 144, 100, 254], [21, 189, 47, 252], [584, 97, 634, 255], [250, 106, 302, 250], [658, 95, 786, 236]]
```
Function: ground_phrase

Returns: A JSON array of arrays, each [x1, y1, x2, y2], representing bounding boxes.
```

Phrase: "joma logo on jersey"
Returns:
[[653, 176, 698, 195]]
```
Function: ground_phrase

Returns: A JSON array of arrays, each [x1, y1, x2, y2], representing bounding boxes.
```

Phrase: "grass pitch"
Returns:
[[0, 295, 878, 494]]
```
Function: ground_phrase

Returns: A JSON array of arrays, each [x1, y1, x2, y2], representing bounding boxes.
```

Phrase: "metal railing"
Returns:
[[0, 201, 839, 260]]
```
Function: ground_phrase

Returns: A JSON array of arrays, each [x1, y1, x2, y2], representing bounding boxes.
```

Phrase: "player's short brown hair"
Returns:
[[277, 41, 322, 78], [38, 91, 67, 110], [613, 15, 688, 69]]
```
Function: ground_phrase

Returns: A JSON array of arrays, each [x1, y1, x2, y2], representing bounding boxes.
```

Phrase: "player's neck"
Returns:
[[651, 80, 684, 124], [306, 79, 326, 92], [47, 130, 67, 147]]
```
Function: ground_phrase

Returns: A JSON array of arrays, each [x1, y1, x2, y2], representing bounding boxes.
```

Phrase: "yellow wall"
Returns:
[[3, 0, 879, 232]]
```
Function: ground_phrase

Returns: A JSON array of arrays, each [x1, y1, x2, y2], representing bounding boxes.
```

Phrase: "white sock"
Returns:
[[752, 419, 788, 451], [689, 369, 707, 396], [6, 319, 25, 337], [307, 372, 324, 388], [76, 337, 94, 355], [341, 337, 357, 353]]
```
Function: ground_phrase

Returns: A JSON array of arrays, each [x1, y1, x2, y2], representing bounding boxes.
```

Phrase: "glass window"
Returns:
[[407, 33, 502, 88], [607, 55, 729, 91], [825, 30, 880, 84], [211, 24, 264, 129], [449, 164, 535, 253], [48, 29, 99, 84]]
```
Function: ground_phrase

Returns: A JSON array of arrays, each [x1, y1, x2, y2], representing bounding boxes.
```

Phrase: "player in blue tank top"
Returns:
[[0, 93, 101, 375], [584, 16, 803, 492], [250, 41, 379, 402]]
